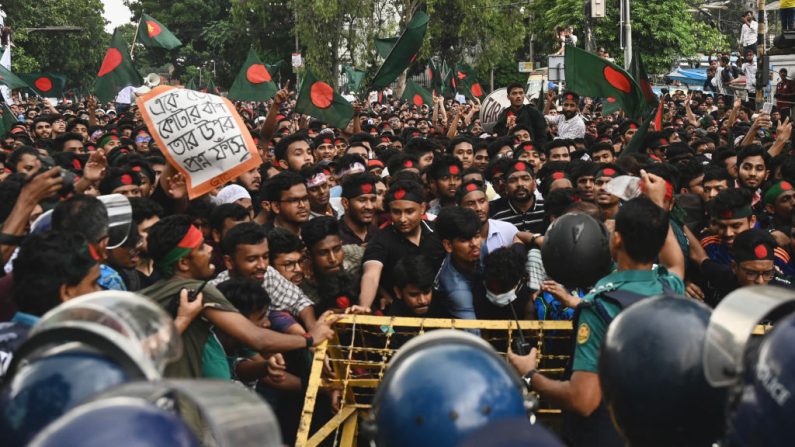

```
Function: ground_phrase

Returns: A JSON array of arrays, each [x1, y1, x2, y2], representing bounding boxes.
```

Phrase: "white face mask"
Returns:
[[485, 288, 517, 307]]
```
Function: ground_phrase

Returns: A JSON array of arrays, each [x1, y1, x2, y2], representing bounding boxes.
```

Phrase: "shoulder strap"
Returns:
[[592, 290, 647, 325]]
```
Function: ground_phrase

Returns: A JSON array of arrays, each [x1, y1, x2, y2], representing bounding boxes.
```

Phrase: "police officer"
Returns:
[[508, 171, 686, 447]]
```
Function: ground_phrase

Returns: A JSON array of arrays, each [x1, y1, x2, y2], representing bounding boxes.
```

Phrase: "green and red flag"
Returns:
[[629, 48, 657, 109], [0, 103, 19, 135], [426, 60, 445, 95], [619, 103, 659, 160], [370, 10, 429, 89], [0, 63, 31, 91], [402, 79, 433, 107], [375, 37, 399, 59], [454, 64, 485, 100], [343, 65, 366, 93], [137, 13, 182, 50], [564, 46, 644, 119], [228, 48, 277, 101], [19, 72, 67, 97], [94, 28, 142, 103], [295, 69, 354, 129]]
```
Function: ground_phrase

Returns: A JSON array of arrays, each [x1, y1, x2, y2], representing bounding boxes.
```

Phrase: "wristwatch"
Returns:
[[522, 368, 538, 391], [302, 332, 314, 349]]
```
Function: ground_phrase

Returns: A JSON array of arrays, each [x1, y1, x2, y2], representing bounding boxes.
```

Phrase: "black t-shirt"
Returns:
[[362, 221, 445, 296]]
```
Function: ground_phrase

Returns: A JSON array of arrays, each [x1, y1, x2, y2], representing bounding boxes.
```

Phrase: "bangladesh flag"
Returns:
[[228, 48, 277, 101], [455, 64, 485, 100], [0, 103, 18, 135], [619, 103, 659, 160], [427, 60, 446, 95], [137, 13, 182, 50], [19, 72, 67, 97], [94, 28, 142, 103], [265, 60, 283, 80], [343, 65, 365, 93], [375, 37, 399, 59], [370, 11, 429, 89], [295, 69, 354, 129], [0, 63, 31, 91], [402, 79, 433, 106], [564, 46, 644, 119], [629, 48, 658, 109]]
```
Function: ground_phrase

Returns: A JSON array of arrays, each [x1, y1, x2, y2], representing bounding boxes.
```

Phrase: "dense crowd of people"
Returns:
[[0, 58, 794, 443]]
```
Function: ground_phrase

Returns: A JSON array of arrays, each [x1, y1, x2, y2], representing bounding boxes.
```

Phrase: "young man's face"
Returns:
[[394, 284, 432, 316], [389, 200, 424, 235], [137, 216, 160, 256], [512, 128, 532, 143], [186, 241, 216, 279], [274, 184, 311, 225], [733, 259, 775, 286], [506, 171, 535, 202], [738, 155, 767, 190], [63, 263, 102, 300], [768, 190, 795, 222], [307, 181, 331, 211], [473, 149, 489, 170], [226, 241, 269, 282], [237, 168, 262, 192], [283, 140, 314, 171], [508, 87, 525, 108], [576, 175, 596, 201], [416, 151, 434, 170], [446, 234, 483, 265], [432, 173, 462, 202], [548, 147, 570, 162], [701, 180, 729, 203], [716, 216, 755, 245], [561, 99, 578, 119], [310, 235, 344, 275], [314, 141, 336, 162], [595, 176, 620, 208], [460, 190, 490, 224], [452, 142, 474, 169], [33, 121, 51, 139], [272, 251, 305, 285], [347, 145, 369, 160], [343, 193, 377, 225], [592, 149, 615, 164]]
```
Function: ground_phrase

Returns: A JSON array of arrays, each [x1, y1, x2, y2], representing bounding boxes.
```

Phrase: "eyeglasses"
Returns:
[[276, 257, 305, 271], [279, 196, 309, 205], [740, 267, 775, 281]]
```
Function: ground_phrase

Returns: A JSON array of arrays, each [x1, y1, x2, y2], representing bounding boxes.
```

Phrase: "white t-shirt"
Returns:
[[545, 113, 586, 139]]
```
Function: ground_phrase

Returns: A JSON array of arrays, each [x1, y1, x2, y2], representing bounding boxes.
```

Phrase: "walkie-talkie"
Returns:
[[509, 300, 532, 355]]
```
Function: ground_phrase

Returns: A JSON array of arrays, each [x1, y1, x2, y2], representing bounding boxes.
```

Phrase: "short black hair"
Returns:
[[434, 206, 481, 241], [427, 154, 463, 181], [544, 188, 579, 221], [147, 214, 195, 275], [263, 171, 305, 202], [702, 165, 733, 185], [13, 231, 97, 316], [483, 246, 526, 293], [216, 278, 271, 316], [221, 222, 269, 256], [54, 132, 84, 152], [267, 227, 304, 262], [274, 132, 309, 162], [130, 197, 164, 224], [52, 194, 109, 244], [736, 144, 769, 167], [8, 146, 39, 171], [544, 139, 570, 156], [386, 152, 420, 175], [709, 188, 752, 219], [392, 255, 436, 292], [446, 135, 473, 155], [506, 83, 524, 94], [341, 172, 378, 198], [487, 136, 513, 158], [301, 216, 340, 250], [589, 141, 615, 156], [566, 159, 597, 183], [615, 197, 669, 264], [210, 203, 250, 235], [404, 137, 437, 156]]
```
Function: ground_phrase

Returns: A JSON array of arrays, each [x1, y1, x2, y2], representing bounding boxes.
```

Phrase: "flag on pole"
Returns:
[[295, 69, 354, 129], [0, 45, 12, 104], [19, 73, 67, 97], [0, 62, 31, 92], [454, 64, 485, 100], [374, 37, 399, 59], [0, 103, 18, 134], [401, 79, 433, 106], [227, 48, 277, 101], [564, 46, 644, 120], [629, 48, 658, 109], [343, 65, 365, 93], [137, 13, 182, 49], [369, 11, 429, 89], [94, 28, 142, 103], [619, 103, 659, 159]]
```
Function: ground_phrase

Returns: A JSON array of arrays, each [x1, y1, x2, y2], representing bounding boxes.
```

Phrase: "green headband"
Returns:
[[154, 225, 203, 277], [716, 205, 754, 220], [764, 181, 794, 205]]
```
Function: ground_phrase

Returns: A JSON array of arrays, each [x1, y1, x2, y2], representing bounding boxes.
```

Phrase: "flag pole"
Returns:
[[130, 16, 142, 60]]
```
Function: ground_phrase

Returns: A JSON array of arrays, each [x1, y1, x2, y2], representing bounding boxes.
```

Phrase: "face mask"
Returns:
[[485, 288, 517, 307]]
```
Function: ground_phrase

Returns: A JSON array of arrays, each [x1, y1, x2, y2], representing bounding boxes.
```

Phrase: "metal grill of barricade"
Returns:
[[295, 316, 574, 447]]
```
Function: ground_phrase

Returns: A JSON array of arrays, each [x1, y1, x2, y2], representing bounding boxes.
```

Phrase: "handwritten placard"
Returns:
[[136, 86, 262, 199]]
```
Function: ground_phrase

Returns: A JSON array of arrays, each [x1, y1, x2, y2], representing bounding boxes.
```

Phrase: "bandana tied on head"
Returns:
[[339, 162, 366, 177], [594, 167, 620, 180], [732, 229, 777, 263], [386, 187, 424, 204], [764, 180, 794, 205], [505, 161, 533, 178], [155, 225, 204, 277], [306, 171, 329, 188]]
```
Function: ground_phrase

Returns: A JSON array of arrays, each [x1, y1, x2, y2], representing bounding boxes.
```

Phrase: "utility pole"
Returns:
[[756, 0, 766, 107], [622, 0, 632, 69]]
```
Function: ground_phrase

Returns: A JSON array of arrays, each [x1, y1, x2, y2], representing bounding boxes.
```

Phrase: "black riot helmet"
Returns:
[[599, 296, 727, 447], [541, 212, 611, 289]]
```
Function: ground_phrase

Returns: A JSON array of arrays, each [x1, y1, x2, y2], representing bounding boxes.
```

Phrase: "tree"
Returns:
[[5, 0, 109, 89]]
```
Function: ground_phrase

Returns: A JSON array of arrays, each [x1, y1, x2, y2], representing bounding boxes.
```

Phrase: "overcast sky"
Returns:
[[102, 0, 133, 32]]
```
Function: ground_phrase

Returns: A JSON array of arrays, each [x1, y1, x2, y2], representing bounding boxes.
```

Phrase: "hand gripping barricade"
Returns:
[[28, 380, 283, 447], [0, 290, 181, 445], [702, 285, 795, 447], [371, 330, 551, 447]]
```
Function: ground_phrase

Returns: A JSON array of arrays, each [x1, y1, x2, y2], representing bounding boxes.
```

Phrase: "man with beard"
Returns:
[[545, 91, 586, 139], [358, 180, 445, 310], [339, 173, 379, 246], [263, 171, 311, 235], [762, 180, 795, 235], [235, 167, 262, 201], [301, 165, 336, 218], [435, 206, 484, 320], [312, 134, 336, 163], [457, 180, 518, 262], [130, 197, 163, 284], [490, 160, 546, 234], [493, 83, 548, 148], [593, 165, 624, 220], [142, 216, 335, 379], [30, 116, 51, 141], [274, 133, 314, 172], [736, 145, 768, 204], [210, 222, 318, 328], [427, 155, 463, 216]]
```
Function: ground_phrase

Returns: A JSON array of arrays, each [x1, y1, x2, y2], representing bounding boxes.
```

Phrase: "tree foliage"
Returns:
[[5, 0, 109, 89]]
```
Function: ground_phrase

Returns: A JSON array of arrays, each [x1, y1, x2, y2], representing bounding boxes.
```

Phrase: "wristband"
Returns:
[[522, 368, 538, 391], [302, 332, 314, 348], [0, 233, 25, 246]]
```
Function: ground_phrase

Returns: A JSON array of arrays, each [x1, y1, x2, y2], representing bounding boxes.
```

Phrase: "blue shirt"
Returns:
[[435, 254, 484, 320], [99, 264, 127, 291]]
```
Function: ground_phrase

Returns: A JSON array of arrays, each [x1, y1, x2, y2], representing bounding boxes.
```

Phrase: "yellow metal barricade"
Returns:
[[295, 316, 574, 447]]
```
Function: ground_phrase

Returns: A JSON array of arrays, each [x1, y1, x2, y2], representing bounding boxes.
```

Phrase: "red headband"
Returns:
[[177, 225, 204, 249]]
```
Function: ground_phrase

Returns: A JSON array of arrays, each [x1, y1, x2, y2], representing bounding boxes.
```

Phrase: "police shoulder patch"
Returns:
[[577, 323, 591, 344]]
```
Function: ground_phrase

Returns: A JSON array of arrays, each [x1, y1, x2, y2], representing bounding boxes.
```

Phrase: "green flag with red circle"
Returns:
[[295, 69, 354, 129], [401, 79, 433, 107], [227, 48, 277, 101], [94, 28, 143, 103], [19, 72, 67, 97], [370, 10, 429, 89], [564, 46, 644, 119], [454, 64, 486, 100], [137, 13, 182, 50]]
